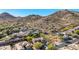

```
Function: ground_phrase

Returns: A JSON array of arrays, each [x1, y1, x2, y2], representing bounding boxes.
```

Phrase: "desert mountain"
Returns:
[[0, 10, 79, 33], [24, 9, 79, 33], [0, 12, 16, 20], [22, 15, 43, 21]]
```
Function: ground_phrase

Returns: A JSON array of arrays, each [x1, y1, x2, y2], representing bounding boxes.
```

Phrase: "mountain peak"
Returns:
[[0, 12, 15, 18], [60, 9, 69, 12], [27, 14, 42, 17], [1, 12, 10, 15], [49, 9, 72, 18], [24, 14, 42, 20], [58, 9, 71, 13]]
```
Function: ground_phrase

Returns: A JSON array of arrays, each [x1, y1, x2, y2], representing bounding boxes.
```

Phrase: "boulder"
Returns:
[[0, 45, 11, 50], [12, 41, 28, 50], [32, 37, 44, 43]]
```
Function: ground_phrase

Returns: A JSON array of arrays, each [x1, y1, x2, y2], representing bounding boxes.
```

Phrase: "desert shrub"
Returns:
[[29, 33, 40, 38], [74, 30, 79, 35], [62, 24, 76, 31], [0, 32, 6, 39], [40, 33, 49, 40], [24, 35, 34, 42], [72, 34, 78, 38], [47, 43, 55, 50], [33, 42, 43, 49], [9, 34, 17, 39], [62, 27, 70, 31], [0, 27, 5, 31], [13, 28, 20, 33], [24, 32, 41, 42], [40, 33, 60, 42], [59, 35, 64, 41], [67, 33, 72, 36], [6, 30, 12, 35], [0, 36, 11, 41], [34, 33, 40, 38]]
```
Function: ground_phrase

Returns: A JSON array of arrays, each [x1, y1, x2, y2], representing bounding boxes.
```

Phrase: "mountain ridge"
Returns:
[[0, 10, 79, 33]]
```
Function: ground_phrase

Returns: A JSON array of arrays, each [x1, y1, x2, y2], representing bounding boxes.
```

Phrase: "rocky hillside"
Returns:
[[0, 12, 16, 20], [25, 9, 79, 33], [0, 9, 79, 50], [1, 10, 79, 33]]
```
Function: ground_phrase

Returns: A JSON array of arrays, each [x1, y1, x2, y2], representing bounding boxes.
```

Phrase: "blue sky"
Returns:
[[0, 9, 79, 17]]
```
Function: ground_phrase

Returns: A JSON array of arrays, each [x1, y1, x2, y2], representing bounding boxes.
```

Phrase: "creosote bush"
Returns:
[[29, 33, 40, 38], [24, 36, 34, 42], [61, 24, 76, 31], [47, 43, 55, 50], [24, 33, 41, 42], [40, 33, 49, 40], [74, 30, 79, 35], [72, 34, 78, 38], [33, 42, 43, 49], [62, 27, 69, 31]]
